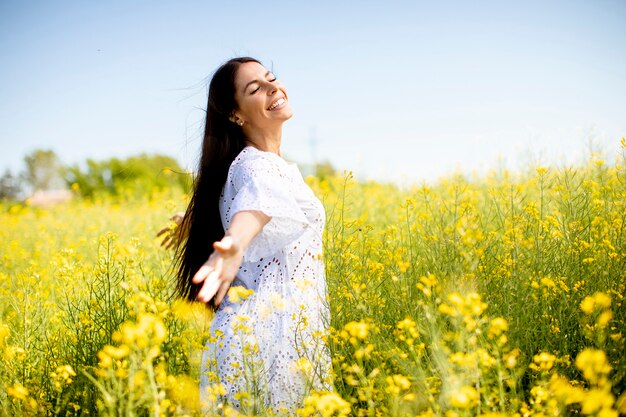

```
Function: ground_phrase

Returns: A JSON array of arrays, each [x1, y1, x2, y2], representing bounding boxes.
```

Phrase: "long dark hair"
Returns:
[[174, 57, 260, 305]]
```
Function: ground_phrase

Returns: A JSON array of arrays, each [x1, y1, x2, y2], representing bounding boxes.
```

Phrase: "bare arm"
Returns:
[[192, 210, 270, 306]]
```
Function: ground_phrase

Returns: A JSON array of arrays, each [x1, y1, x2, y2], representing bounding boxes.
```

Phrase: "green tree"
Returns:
[[64, 153, 190, 198], [23, 149, 64, 191], [314, 160, 337, 181], [0, 169, 22, 200]]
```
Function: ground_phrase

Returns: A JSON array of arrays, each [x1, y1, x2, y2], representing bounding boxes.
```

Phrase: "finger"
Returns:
[[192, 255, 222, 283], [214, 236, 233, 252], [192, 264, 213, 284], [197, 270, 221, 303], [214, 281, 231, 307], [214, 256, 224, 274], [166, 239, 176, 250], [156, 227, 168, 237], [160, 236, 170, 247]]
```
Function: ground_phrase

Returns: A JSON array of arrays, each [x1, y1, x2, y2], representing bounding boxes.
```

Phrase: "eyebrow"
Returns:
[[243, 71, 272, 93]]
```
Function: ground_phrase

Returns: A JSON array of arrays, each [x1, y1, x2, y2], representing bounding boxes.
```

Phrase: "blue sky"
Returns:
[[1, 0, 625, 184]]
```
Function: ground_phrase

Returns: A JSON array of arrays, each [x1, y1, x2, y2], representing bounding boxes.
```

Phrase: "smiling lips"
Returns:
[[267, 97, 286, 111]]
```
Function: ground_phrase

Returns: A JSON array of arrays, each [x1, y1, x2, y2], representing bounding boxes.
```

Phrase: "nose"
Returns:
[[266, 80, 278, 95]]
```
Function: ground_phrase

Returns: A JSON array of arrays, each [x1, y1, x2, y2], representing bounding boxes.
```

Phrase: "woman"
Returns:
[[164, 57, 331, 413]]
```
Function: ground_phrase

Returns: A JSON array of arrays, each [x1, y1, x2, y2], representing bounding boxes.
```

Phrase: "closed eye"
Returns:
[[250, 76, 277, 95]]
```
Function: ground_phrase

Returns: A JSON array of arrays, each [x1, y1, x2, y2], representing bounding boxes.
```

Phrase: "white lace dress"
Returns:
[[200, 146, 331, 413]]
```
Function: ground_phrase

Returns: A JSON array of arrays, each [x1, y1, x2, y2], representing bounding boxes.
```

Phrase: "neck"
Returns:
[[242, 125, 283, 155]]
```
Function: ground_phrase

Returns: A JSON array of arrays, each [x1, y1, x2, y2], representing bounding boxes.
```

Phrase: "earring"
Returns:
[[238, 120, 244, 126]]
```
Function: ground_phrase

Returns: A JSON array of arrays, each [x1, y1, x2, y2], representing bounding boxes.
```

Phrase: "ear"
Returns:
[[229, 112, 245, 126]]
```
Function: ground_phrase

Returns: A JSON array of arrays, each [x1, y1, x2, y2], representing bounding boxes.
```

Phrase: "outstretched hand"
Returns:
[[193, 235, 243, 306], [156, 212, 185, 250]]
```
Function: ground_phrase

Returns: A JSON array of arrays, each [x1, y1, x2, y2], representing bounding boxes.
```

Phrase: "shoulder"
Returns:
[[230, 147, 288, 188]]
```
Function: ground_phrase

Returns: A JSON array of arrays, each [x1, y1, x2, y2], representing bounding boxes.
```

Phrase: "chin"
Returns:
[[275, 109, 293, 122]]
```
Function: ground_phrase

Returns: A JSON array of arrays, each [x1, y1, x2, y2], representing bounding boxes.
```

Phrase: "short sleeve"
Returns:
[[229, 156, 309, 262]]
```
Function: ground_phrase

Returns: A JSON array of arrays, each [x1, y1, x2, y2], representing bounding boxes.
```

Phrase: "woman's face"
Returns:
[[232, 62, 293, 130]]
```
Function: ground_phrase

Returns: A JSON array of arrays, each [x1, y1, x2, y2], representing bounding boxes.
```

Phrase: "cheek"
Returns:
[[240, 96, 267, 116], [278, 84, 289, 98]]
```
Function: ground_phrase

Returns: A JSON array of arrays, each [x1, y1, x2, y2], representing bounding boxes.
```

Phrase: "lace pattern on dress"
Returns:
[[200, 146, 331, 414]]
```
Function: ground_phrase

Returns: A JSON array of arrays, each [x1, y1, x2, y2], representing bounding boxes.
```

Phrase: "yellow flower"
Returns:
[[385, 374, 411, 395], [97, 351, 113, 369], [292, 358, 313, 374], [463, 316, 477, 331], [450, 352, 473, 367], [7, 383, 29, 401], [449, 385, 479, 409], [581, 292, 612, 315], [504, 349, 520, 368], [397, 259, 410, 273], [298, 391, 351, 417], [417, 273, 439, 296], [597, 311, 613, 328], [580, 296, 596, 315], [416, 408, 435, 417], [228, 286, 254, 303], [438, 303, 457, 317], [342, 321, 369, 341], [138, 313, 167, 345], [531, 352, 556, 372], [117, 322, 137, 344], [580, 389, 615, 415], [548, 373, 585, 405], [575, 349, 612, 386], [396, 316, 420, 346], [103, 344, 130, 360], [488, 317, 509, 338], [445, 292, 488, 318], [594, 292, 612, 308], [0, 324, 9, 346], [55, 365, 76, 382], [616, 392, 626, 414], [597, 409, 618, 417], [477, 348, 496, 368], [540, 277, 556, 288], [354, 343, 374, 360], [231, 314, 253, 334], [530, 385, 549, 404]]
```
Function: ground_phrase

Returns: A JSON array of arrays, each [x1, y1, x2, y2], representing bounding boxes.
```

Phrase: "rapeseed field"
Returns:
[[1, 142, 625, 416]]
